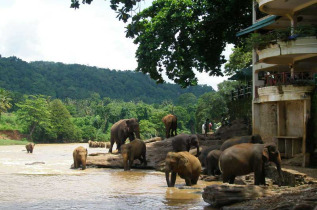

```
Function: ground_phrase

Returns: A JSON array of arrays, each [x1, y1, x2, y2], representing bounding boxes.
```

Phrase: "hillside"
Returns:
[[0, 56, 213, 104]]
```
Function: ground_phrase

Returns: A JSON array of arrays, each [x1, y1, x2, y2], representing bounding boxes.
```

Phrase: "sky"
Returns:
[[0, 0, 233, 90]]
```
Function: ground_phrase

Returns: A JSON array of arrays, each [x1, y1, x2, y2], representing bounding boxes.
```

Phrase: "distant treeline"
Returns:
[[0, 56, 213, 104]]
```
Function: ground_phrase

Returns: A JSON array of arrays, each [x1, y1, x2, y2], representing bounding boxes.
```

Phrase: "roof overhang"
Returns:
[[236, 15, 281, 37]]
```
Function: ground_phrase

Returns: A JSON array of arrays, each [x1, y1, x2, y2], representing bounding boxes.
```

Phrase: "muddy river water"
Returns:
[[0, 144, 216, 209]]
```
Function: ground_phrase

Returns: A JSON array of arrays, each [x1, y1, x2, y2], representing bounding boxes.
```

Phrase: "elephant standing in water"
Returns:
[[162, 114, 177, 139], [165, 151, 201, 187], [220, 134, 263, 151], [109, 118, 140, 153], [26, 143, 35, 153], [219, 143, 283, 186], [121, 139, 147, 171], [172, 134, 200, 156], [73, 146, 88, 170]]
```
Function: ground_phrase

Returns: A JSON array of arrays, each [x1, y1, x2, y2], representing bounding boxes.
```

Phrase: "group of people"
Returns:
[[202, 118, 213, 136]]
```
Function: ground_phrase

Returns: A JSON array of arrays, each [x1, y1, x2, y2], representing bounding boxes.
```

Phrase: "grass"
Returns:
[[0, 138, 30, 146]]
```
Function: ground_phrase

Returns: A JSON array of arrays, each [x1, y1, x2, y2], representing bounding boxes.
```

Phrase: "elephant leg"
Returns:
[[109, 138, 114, 153], [185, 178, 192, 186], [229, 176, 236, 184], [117, 142, 122, 153], [171, 172, 177, 187], [191, 175, 199, 185], [142, 153, 147, 166], [74, 160, 78, 168], [254, 164, 265, 185]]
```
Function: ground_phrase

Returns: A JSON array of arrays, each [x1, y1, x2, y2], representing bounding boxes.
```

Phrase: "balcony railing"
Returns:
[[231, 82, 252, 101], [264, 72, 315, 86]]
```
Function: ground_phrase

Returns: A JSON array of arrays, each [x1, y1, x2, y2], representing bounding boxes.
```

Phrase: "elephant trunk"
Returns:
[[81, 157, 86, 170], [135, 128, 140, 139], [122, 153, 129, 171], [165, 163, 172, 187], [275, 153, 284, 186], [196, 144, 200, 157]]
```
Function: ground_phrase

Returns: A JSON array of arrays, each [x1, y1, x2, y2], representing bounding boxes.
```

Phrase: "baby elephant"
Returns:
[[26, 143, 35, 153], [73, 146, 88, 170], [120, 139, 147, 171], [206, 150, 222, 176], [165, 151, 201, 187]]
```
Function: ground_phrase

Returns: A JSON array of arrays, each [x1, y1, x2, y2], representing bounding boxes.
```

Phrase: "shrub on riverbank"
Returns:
[[0, 138, 29, 146]]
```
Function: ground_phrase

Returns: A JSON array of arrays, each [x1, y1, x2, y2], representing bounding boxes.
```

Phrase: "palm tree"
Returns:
[[0, 89, 12, 119]]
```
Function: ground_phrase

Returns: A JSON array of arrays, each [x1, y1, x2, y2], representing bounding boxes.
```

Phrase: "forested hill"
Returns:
[[0, 56, 213, 103]]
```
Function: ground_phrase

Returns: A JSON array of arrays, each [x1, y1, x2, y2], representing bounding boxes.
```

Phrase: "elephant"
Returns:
[[73, 146, 88, 170], [162, 114, 177, 139], [120, 139, 147, 171], [171, 134, 200, 156], [206, 149, 222, 176], [25, 143, 35, 153], [165, 151, 201, 187], [220, 134, 263, 151], [198, 145, 221, 167], [219, 143, 283, 186], [109, 118, 141, 153]]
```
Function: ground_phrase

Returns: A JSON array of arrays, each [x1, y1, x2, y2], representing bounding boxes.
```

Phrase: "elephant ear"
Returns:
[[262, 147, 269, 162]]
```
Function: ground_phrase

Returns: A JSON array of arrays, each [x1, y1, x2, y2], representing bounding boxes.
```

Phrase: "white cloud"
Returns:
[[0, 0, 233, 89]]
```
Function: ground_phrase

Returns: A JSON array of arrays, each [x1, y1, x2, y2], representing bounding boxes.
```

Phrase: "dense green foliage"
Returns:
[[70, 0, 252, 87], [0, 56, 213, 103], [126, 0, 252, 87], [224, 47, 252, 77], [0, 89, 12, 119], [0, 79, 242, 142]]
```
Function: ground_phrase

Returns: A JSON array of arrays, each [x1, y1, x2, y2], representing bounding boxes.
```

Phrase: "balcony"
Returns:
[[254, 71, 315, 103], [257, 36, 317, 64], [257, 0, 317, 16]]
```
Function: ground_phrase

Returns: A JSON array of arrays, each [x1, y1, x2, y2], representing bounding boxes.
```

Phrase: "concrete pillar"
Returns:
[[303, 99, 311, 167], [277, 102, 286, 136]]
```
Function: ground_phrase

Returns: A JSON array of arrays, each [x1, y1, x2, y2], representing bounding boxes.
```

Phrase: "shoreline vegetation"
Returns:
[[0, 138, 30, 146]]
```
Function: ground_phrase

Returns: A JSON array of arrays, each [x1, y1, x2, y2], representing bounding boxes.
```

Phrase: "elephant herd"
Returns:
[[36, 114, 285, 188], [200, 134, 284, 186]]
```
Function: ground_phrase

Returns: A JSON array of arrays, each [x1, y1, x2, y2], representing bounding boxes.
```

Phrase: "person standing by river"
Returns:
[[204, 119, 209, 136]]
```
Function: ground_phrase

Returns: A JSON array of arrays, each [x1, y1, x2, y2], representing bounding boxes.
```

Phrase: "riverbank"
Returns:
[[0, 139, 29, 145]]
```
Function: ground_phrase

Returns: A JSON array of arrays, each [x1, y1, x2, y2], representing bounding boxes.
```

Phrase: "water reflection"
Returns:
[[0, 144, 216, 209]]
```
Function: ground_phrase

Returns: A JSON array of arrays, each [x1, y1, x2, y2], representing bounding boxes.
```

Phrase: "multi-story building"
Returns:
[[237, 1, 317, 166]]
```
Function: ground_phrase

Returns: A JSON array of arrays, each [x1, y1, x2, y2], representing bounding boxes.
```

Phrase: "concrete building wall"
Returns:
[[285, 101, 304, 137], [258, 102, 278, 143]]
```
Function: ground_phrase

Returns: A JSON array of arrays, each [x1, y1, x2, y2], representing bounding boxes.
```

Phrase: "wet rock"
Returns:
[[201, 175, 221, 182], [202, 184, 267, 208], [87, 138, 173, 170], [25, 162, 45, 165], [214, 119, 250, 141], [266, 165, 309, 187], [143, 137, 162, 143]]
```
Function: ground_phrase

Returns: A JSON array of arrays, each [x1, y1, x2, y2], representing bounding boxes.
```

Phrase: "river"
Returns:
[[0, 143, 216, 209]]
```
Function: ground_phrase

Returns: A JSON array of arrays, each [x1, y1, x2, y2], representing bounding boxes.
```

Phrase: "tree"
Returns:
[[224, 46, 252, 76], [224, 46, 252, 82], [16, 95, 51, 140], [176, 93, 197, 107], [195, 92, 227, 131], [0, 89, 12, 119], [70, 0, 251, 87], [49, 99, 77, 141]]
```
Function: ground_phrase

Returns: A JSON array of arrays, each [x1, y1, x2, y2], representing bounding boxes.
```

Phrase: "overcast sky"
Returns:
[[0, 0, 232, 90]]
